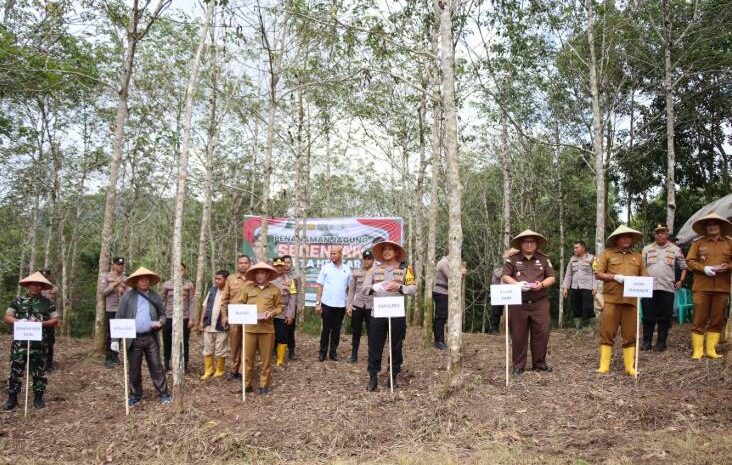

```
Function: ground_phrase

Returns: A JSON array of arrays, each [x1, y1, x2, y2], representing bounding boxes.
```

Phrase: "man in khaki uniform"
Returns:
[[432, 255, 468, 349], [219, 254, 251, 380], [641, 224, 687, 352], [282, 255, 303, 360], [685, 212, 732, 359], [594, 225, 647, 376], [502, 230, 556, 376], [233, 262, 283, 394], [561, 241, 597, 331], [100, 257, 127, 368], [272, 257, 297, 367], [346, 250, 374, 363]]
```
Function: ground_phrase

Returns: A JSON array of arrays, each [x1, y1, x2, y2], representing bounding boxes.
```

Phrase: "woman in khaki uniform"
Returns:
[[685, 212, 732, 359], [233, 262, 282, 394], [594, 225, 647, 376]]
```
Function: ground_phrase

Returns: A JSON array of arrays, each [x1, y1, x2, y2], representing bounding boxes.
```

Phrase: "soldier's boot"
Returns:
[[623, 347, 638, 376], [640, 323, 653, 351], [349, 346, 358, 364], [596, 345, 612, 374], [276, 344, 287, 368], [705, 332, 723, 359], [367, 372, 378, 392], [655, 324, 669, 352], [3, 393, 18, 411], [200, 355, 215, 380], [213, 357, 226, 378], [691, 332, 705, 360], [33, 392, 45, 409]]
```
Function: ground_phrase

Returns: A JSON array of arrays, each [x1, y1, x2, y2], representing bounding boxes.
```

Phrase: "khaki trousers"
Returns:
[[203, 331, 230, 358], [691, 291, 729, 334], [229, 324, 242, 373], [244, 332, 275, 389], [600, 302, 637, 348]]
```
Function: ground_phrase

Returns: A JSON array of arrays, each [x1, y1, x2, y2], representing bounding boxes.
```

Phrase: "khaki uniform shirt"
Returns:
[[233, 282, 283, 333], [642, 242, 688, 293], [433, 256, 449, 295], [286, 270, 304, 312], [686, 236, 732, 293], [272, 275, 297, 319], [361, 264, 417, 299], [100, 271, 128, 313], [161, 279, 195, 319], [562, 254, 597, 291], [219, 273, 250, 319], [491, 267, 502, 285], [347, 267, 373, 310], [596, 248, 648, 305], [502, 252, 556, 300]]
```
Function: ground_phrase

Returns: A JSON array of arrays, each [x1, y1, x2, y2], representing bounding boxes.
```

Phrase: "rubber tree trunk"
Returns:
[[170, 0, 214, 409], [662, 0, 676, 232]]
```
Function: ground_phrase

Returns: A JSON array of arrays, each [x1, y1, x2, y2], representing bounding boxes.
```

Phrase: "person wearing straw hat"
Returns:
[[594, 225, 647, 376], [502, 230, 556, 376], [100, 257, 127, 368], [233, 261, 283, 394], [640, 224, 688, 352], [362, 240, 416, 391], [272, 257, 297, 368], [685, 212, 732, 360], [114, 267, 171, 406], [3, 272, 58, 410], [219, 254, 252, 381], [347, 250, 375, 363]]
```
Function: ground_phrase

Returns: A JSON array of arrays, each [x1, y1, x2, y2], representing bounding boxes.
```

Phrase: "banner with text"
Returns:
[[242, 216, 403, 305]]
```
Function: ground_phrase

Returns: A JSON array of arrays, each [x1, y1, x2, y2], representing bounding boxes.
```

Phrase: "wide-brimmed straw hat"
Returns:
[[606, 225, 643, 247], [19, 271, 53, 290], [245, 261, 279, 282], [510, 230, 547, 251], [372, 240, 406, 262], [126, 267, 161, 287], [692, 212, 732, 237]]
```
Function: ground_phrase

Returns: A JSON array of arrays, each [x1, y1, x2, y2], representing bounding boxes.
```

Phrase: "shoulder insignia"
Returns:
[[404, 266, 415, 285]]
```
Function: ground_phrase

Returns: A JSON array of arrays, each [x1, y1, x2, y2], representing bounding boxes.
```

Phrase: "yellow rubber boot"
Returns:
[[706, 332, 722, 359], [691, 333, 704, 359], [276, 344, 287, 367], [623, 346, 637, 376], [596, 345, 612, 374], [200, 355, 215, 380], [213, 357, 226, 377]]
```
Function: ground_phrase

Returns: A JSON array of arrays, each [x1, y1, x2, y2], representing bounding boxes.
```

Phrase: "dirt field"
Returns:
[[1, 324, 731, 465]]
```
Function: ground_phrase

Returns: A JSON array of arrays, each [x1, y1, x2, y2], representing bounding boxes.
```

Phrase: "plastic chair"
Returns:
[[676, 288, 694, 324]]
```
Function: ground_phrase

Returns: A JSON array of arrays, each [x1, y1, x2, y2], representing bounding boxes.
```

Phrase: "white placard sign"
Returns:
[[490, 284, 523, 306], [228, 304, 258, 325], [373, 296, 406, 318], [110, 319, 137, 339], [13, 321, 42, 341], [623, 276, 654, 298]]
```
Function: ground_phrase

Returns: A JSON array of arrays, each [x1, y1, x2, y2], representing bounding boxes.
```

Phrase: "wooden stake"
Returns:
[[635, 298, 640, 381], [388, 317, 394, 394], [242, 328, 246, 401], [24, 340, 30, 418], [122, 338, 129, 415], [505, 304, 510, 388]]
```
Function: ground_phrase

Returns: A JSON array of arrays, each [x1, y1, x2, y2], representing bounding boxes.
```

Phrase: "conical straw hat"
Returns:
[[606, 225, 643, 247], [19, 271, 53, 290], [372, 240, 406, 262], [692, 212, 732, 236], [125, 267, 160, 287], [510, 229, 547, 250], [245, 261, 279, 282]]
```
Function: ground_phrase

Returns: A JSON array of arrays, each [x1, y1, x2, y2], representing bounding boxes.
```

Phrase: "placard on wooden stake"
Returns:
[[110, 319, 136, 415], [13, 321, 41, 418], [490, 285, 522, 387], [374, 297, 406, 394], [623, 276, 654, 380], [228, 304, 257, 400]]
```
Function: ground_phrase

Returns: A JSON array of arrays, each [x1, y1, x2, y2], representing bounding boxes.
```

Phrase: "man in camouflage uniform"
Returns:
[[41, 268, 59, 372], [4, 272, 59, 410]]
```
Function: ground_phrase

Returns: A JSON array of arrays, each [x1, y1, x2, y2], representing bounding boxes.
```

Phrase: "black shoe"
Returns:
[[533, 363, 553, 372], [640, 341, 653, 351], [225, 372, 242, 381], [257, 387, 271, 395], [318, 353, 326, 362], [33, 393, 45, 409], [46, 363, 54, 373], [367, 373, 378, 392], [3, 394, 18, 411], [288, 350, 296, 360], [487, 328, 499, 335], [348, 353, 357, 363], [654, 341, 667, 352], [434, 341, 447, 350], [104, 358, 115, 369], [511, 368, 525, 377], [244, 386, 254, 393], [329, 353, 338, 361], [387, 374, 399, 389]]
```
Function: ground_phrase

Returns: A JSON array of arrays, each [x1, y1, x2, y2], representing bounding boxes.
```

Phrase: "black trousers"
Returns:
[[570, 288, 595, 319], [44, 327, 55, 367], [286, 318, 296, 353], [274, 318, 288, 345], [162, 318, 190, 370], [433, 292, 448, 343], [128, 333, 169, 399], [368, 316, 406, 375], [641, 290, 675, 342], [319, 304, 346, 357], [105, 311, 117, 360], [490, 305, 504, 331], [351, 306, 371, 354]]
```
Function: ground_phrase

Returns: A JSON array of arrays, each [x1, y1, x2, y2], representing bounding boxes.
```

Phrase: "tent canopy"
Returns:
[[676, 194, 732, 244]]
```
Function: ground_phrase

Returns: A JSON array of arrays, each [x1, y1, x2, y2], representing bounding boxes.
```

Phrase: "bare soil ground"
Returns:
[[1, 324, 731, 465]]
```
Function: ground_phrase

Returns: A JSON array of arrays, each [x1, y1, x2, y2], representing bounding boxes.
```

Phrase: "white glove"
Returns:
[[110, 341, 119, 353], [704, 266, 717, 277], [613, 275, 625, 284]]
